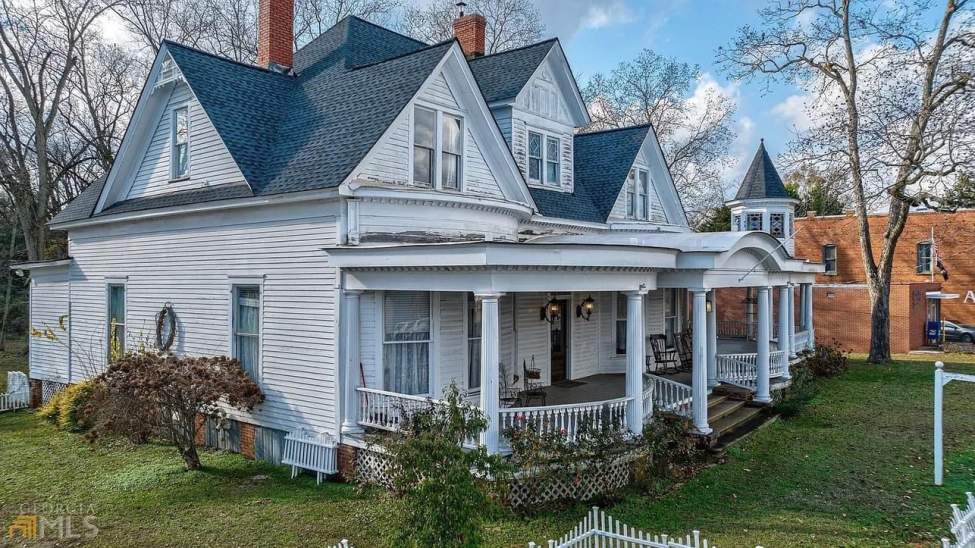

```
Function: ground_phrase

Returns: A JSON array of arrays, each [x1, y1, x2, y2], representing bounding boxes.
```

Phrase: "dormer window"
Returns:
[[413, 105, 463, 190], [626, 168, 651, 220], [626, 170, 636, 217], [528, 132, 542, 183], [545, 137, 560, 185], [171, 106, 189, 180], [527, 130, 561, 187]]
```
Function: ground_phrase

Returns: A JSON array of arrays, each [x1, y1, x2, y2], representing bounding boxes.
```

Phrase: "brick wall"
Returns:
[[796, 209, 975, 325], [29, 379, 42, 408], [257, 0, 294, 68], [453, 14, 486, 58], [240, 422, 256, 460], [337, 444, 357, 482]]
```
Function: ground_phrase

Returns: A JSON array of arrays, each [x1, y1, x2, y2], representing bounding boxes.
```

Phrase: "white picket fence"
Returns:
[[529, 506, 721, 548], [645, 374, 692, 417], [499, 397, 632, 446], [327, 541, 351, 548], [0, 372, 29, 412], [281, 428, 338, 485], [943, 485, 975, 548]]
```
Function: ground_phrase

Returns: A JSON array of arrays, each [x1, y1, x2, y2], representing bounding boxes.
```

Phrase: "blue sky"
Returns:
[[534, 0, 803, 195]]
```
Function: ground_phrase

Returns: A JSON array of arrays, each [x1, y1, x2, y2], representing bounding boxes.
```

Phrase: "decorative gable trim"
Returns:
[[511, 43, 589, 128]]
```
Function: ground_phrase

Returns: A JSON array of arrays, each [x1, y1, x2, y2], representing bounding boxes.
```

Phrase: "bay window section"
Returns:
[[383, 292, 431, 395], [441, 114, 462, 190], [528, 132, 542, 183], [412, 107, 436, 187]]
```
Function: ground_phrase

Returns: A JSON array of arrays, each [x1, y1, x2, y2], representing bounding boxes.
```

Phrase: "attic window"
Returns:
[[413, 105, 464, 191], [170, 106, 189, 180], [155, 56, 183, 91]]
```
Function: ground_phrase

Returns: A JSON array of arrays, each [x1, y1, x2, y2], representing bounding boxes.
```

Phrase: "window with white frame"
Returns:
[[171, 106, 189, 179], [733, 215, 741, 231], [626, 170, 636, 217], [615, 293, 627, 355], [383, 291, 431, 395], [769, 213, 785, 237], [413, 106, 464, 190], [467, 294, 481, 391], [637, 170, 649, 220], [233, 286, 261, 379], [528, 131, 542, 183], [822, 244, 837, 275], [746, 213, 763, 231], [916, 242, 932, 274], [107, 284, 125, 361], [545, 136, 560, 185]]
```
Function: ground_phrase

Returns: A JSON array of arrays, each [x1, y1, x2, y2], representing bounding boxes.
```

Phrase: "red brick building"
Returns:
[[791, 209, 975, 351]]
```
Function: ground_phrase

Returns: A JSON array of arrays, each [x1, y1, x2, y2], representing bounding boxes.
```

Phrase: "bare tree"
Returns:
[[401, 0, 543, 54], [294, 0, 400, 48], [0, 0, 117, 260], [719, 0, 975, 362], [114, 0, 218, 55], [582, 49, 737, 224]]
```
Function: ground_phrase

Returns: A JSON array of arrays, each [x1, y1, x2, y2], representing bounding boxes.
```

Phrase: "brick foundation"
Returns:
[[240, 422, 256, 459], [337, 444, 358, 482], [29, 379, 42, 408]]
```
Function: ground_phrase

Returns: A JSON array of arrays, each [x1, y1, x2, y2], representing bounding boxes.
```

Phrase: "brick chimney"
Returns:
[[453, 2, 486, 59], [257, 0, 294, 71]]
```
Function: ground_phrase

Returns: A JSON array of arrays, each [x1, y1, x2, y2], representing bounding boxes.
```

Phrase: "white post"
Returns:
[[935, 361, 944, 486], [478, 293, 502, 453], [691, 289, 711, 435], [706, 291, 718, 389], [341, 289, 363, 434], [756, 287, 771, 404], [787, 286, 797, 359], [768, 285, 775, 341], [625, 290, 647, 434], [804, 283, 815, 350], [746, 287, 755, 340], [778, 286, 791, 379]]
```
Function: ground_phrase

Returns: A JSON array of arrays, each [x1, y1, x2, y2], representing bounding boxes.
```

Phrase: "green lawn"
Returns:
[[0, 339, 27, 391], [1, 355, 973, 547]]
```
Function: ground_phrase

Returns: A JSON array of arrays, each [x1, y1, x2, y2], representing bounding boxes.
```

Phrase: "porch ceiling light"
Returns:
[[540, 298, 561, 323], [576, 295, 595, 321]]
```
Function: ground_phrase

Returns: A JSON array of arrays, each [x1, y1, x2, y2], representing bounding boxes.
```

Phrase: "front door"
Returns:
[[550, 299, 569, 383]]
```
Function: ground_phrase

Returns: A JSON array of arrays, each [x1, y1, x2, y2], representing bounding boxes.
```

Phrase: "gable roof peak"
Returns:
[[733, 139, 792, 201]]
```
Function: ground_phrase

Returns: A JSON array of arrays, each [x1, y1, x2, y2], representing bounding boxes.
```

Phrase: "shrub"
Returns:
[[774, 364, 818, 418], [805, 343, 849, 378], [377, 384, 507, 548], [36, 381, 96, 432], [633, 415, 702, 485], [85, 352, 264, 470]]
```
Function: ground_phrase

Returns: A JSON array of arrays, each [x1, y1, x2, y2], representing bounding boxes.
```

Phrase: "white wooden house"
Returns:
[[18, 3, 821, 464]]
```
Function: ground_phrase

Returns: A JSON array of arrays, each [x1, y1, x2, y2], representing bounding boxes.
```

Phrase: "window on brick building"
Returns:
[[916, 242, 932, 274], [822, 244, 837, 274]]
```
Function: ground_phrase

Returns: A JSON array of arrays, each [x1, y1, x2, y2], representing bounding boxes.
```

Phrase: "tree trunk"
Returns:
[[180, 444, 201, 470], [0, 223, 18, 350], [867, 278, 891, 363]]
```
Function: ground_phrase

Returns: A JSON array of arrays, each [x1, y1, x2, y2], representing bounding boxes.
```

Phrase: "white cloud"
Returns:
[[771, 94, 813, 131], [580, 2, 634, 30]]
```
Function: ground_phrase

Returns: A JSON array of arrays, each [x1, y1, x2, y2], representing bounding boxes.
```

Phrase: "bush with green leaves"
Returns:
[[632, 415, 702, 485], [377, 384, 508, 548], [806, 343, 849, 378], [37, 380, 96, 432], [774, 363, 818, 418]]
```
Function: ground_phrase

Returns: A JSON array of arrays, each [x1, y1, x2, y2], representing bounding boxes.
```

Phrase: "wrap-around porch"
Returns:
[[328, 236, 819, 453]]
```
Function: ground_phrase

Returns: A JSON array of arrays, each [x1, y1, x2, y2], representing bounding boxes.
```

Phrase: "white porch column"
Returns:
[[691, 289, 711, 435], [788, 286, 797, 359], [477, 292, 502, 453], [625, 290, 647, 435], [746, 288, 755, 340], [706, 291, 718, 389], [767, 285, 775, 341], [778, 286, 792, 380], [341, 289, 363, 434], [756, 286, 771, 404], [804, 283, 815, 349]]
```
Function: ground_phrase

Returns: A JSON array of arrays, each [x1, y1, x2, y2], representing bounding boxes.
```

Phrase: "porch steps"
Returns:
[[710, 409, 779, 453], [710, 405, 763, 438], [707, 398, 747, 424]]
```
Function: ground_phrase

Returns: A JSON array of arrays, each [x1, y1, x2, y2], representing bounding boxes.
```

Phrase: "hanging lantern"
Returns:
[[540, 298, 561, 323], [575, 295, 596, 321]]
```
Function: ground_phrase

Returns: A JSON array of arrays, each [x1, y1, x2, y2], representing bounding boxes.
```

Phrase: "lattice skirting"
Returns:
[[353, 446, 398, 490], [353, 443, 639, 508], [506, 453, 637, 509], [41, 380, 69, 404]]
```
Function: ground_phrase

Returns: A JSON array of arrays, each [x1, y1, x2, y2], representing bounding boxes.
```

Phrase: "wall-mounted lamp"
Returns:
[[706, 300, 713, 313], [575, 295, 595, 321], [540, 298, 561, 323]]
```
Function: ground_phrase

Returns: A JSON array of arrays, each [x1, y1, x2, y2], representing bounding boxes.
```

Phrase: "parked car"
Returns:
[[943, 320, 975, 343]]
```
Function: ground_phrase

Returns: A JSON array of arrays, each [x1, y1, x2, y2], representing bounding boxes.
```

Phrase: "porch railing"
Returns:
[[715, 353, 758, 390], [716, 319, 756, 339], [355, 387, 444, 432], [498, 397, 632, 447], [770, 349, 789, 377], [794, 330, 811, 352], [645, 374, 692, 417]]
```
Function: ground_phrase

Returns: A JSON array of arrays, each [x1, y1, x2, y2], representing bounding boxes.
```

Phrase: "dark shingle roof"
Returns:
[[97, 183, 254, 216], [53, 17, 448, 225], [468, 39, 556, 103], [734, 140, 791, 200], [530, 125, 650, 223]]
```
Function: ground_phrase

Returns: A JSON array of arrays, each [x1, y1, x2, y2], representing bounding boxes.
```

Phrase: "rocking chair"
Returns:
[[648, 334, 679, 373], [676, 331, 694, 372]]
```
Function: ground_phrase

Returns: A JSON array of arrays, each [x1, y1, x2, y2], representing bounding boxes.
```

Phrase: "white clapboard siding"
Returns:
[[29, 270, 70, 382], [356, 199, 519, 243], [514, 293, 551, 386], [66, 200, 340, 434], [570, 292, 599, 379], [355, 70, 505, 200], [126, 83, 245, 200], [358, 292, 379, 389], [493, 107, 513, 147], [438, 291, 466, 391]]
